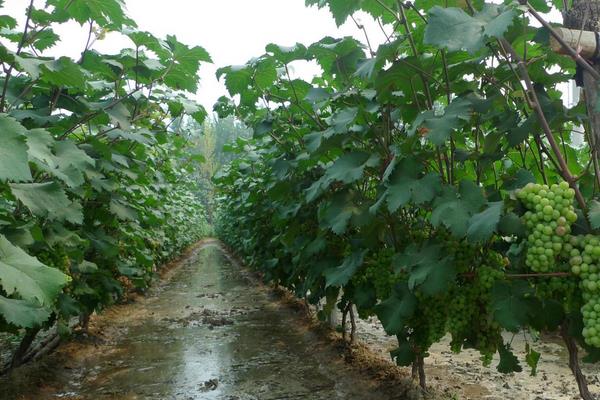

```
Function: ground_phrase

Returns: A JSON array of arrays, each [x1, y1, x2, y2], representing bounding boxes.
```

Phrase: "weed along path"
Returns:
[[1, 240, 407, 400]]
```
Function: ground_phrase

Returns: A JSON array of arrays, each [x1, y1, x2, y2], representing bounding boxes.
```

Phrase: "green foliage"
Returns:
[[425, 4, 516, 54], [210, 0, 600, 391], [0, 2, 210, 341], [72, 0, 600, 390]]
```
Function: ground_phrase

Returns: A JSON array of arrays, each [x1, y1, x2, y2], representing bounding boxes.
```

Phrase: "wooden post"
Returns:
[[549, 27, 598, 58], [564, 0, 600, 159]]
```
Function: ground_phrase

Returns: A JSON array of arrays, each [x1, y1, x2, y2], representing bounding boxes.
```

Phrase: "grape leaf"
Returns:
[[0, 235, 70, 305], [327, 107, 359, 134], [525, 344, 541, 376], [390, 339, 415, 367], [425, 4, 516, 54], [375, 282, 417, 335], [394, 243, 457, 295], [589, 200, 600, 230], [431, 181, 486, 237], [9, 182, 83, 224], [41, 57, 87, 89], [384, 157, 441, 212], [324, 249, 367, 287], [491, 280, 536, 332], [0, 115, 32, 182], [318, 191, 365, 234], [498, 212, 527, 237], [266, 43, 308, 64], [466, 201, 503, 243], [324, 152, 380, 184], [306, 0, 362, 26], [408, 97, 473, 145], [110, 199, 138, 221], [0, 296, 51, 328], [497, 343, 522, 373]]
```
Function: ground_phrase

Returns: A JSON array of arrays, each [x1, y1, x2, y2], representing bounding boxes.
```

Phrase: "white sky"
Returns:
[[1, 0, 390, 112]]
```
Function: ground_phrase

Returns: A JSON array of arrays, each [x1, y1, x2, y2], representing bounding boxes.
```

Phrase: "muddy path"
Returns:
[[0, 240, 413, 400]]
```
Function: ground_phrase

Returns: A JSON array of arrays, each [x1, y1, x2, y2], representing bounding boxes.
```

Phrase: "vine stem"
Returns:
[[463, 271, 572, 278], [560, 324, 593, 400], [350, 15, 375, 56], [506, 272, 571, 278], [498, 38, 588, 215], [0, 0, 35, 112]]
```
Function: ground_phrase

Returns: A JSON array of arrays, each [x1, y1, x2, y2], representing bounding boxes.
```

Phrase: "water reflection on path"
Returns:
[[2, 242, 401, 400]]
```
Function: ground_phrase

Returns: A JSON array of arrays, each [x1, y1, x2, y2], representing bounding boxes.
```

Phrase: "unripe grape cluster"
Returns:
[[412, 293, 448, 348], [37, 246, 71, 273], [536, 276, 576, 301], [517, 182, 577, 272], [447, 285, 477, 341], [582, 298, 600, 347], [445, 239, 479, 274], [361, 248, 395, 300], [569, 234, 600, 347], [447, 251, 504, 359]]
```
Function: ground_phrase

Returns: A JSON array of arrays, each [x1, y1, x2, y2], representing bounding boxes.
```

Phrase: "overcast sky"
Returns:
[[1, 0, 389, 112]]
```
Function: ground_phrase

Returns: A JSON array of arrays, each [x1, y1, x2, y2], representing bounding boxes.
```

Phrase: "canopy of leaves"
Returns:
[[0, 2, 211, 339]]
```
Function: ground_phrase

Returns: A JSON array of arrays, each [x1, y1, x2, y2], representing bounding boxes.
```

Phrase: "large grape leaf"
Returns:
[[431, 181, 487, 237], [589, 200, 600, 230], [497, 343, 523, 373], [0, 235, 70, 305], [306, 152, 380, 202], [26, 131, 95, 188], [390, 339, 416, 367], [425, 4, 516, 54], [110, 199, 138, 221], [47, 0, 131, 27], [306, 0, 362, 26], [324, 249, 367, 287], [327, 107, 359, 134], [408, 97, 473, 146], [169, 35, 211, 70], [40, 57, 88, 89], [54, 140, 95, 173], [308, 37, 364, 77], [466, 201, 503, 243], [394, 243, 457, 295], [26, 128, 55, 165], [375, 282, 417, 335], [383, 158, 441, 212], [491, 281, 536, 332], [0, 114, 32, 182], [318, 191, 365, 234], [0, 296, 52, 328], [267, 43, 308, 64], [9, 182, 83, 224], [324, 152, 380, 184]]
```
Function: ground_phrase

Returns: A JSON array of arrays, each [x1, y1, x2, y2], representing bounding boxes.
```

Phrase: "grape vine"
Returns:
[[213, 0, 600, 398], [0, 1, 211, 370]]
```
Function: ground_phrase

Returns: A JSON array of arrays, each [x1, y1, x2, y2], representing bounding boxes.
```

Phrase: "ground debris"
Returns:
[[199, 378, 219, 391]]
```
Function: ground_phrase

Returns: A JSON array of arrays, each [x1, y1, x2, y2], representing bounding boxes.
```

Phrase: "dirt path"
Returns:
[[0, 240, 412, 400]]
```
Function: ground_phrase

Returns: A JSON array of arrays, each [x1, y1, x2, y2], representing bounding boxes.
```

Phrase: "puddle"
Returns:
[[1, 242, 406, 400]]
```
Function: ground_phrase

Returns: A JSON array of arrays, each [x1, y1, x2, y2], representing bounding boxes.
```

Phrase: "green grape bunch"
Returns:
[[364, 248, 395, 299], [517, 182, 577, 272], [570, 234, 600, 347]]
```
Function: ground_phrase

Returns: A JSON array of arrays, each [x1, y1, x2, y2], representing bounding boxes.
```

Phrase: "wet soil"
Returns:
[[0, 241, 412, 400]]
